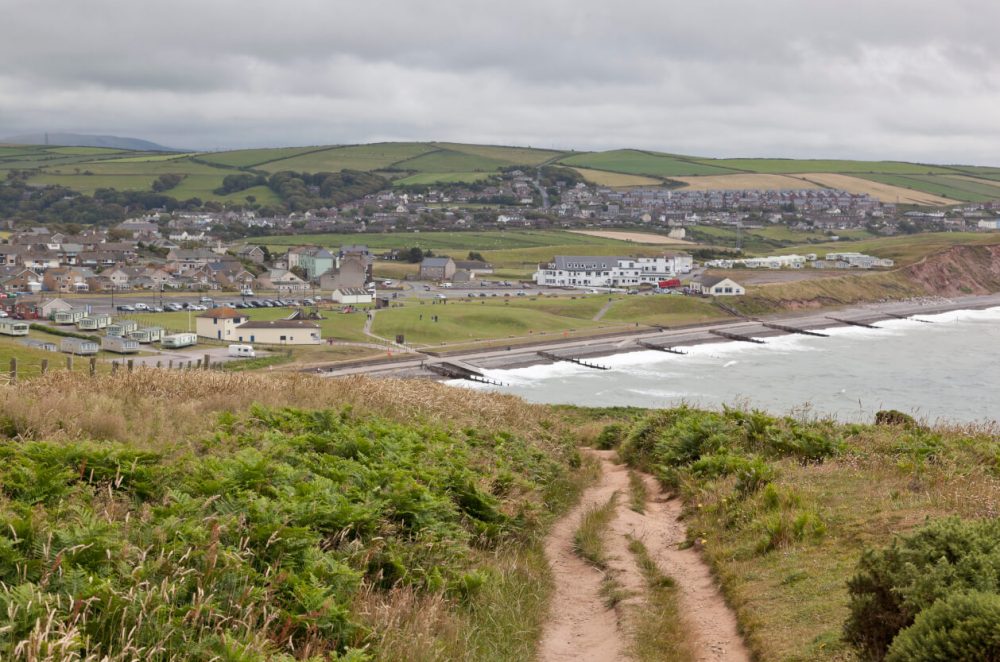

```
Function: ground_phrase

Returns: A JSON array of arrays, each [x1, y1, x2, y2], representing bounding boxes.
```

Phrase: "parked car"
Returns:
[[165, 303, 183, 312], [199, 296, 213, 303], [133, 303, 149, 311], [116, 305, 136, 312]]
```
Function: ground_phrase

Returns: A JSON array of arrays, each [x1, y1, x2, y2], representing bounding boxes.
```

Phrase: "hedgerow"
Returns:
[[0, 405, 570, 660]]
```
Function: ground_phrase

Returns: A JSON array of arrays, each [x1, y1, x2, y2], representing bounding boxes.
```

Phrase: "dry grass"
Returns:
[[574, 493, 619, 568], [672, 173, 821, 191], [570, 167, 663, 187], [0, 369, 560, 452], [567, 229, 692, 245], [795, 173, 958, 205]]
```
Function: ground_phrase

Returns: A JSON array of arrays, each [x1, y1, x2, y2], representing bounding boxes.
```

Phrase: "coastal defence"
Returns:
[[314, 292, 1000, 380]]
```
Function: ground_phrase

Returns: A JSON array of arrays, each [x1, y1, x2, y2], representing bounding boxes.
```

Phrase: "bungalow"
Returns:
[[234, 319, 322, 345], [694, 275, 745, 296], [43, 267, 94, 293], [196, 308, 250, 341], [331, 288, 373, 305]]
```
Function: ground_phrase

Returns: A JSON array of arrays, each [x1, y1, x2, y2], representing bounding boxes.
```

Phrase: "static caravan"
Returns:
[[161, 333, 198, 349], [53, 310, 86, 325], [21, 338, 57, 352], [128, 326, 163, 343], [0, 320, 30, 336], [228, 344, 256, 358], [77, 314, 112, 331], [102, 336, 140, 354], [106, 320, 139, 337], [61, 338, 99, 355]]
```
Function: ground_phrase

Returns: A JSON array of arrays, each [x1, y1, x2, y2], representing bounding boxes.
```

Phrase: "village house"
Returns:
[[42, 267, 94, 293], [166, 248, 219, 274], [0, 267, 41, 293], [236, 244, 268, 264], [196, 308, 250, 341], [419, 257, 457, 281], [257, 268, 309, 293], [319, 252, 368, 290]]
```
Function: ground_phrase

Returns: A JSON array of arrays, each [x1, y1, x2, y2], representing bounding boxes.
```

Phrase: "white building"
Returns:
[[706, 254, 808, 269], [533, 253, 693, 288], [695, 276, 745, 296]]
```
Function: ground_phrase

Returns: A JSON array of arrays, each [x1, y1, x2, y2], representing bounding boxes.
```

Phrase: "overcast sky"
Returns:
[[2, 0, 999, 163]]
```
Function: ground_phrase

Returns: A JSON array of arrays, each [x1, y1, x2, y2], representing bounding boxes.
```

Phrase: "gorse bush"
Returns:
[[845, 517, 1000, 660], [885, 591, 1000, 662], [0, 405, 569, 660]]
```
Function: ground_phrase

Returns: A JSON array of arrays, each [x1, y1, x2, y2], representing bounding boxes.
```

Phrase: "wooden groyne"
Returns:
[[827, 316, 879, 329], [424, 362, 504, 385], [885, 312, 933, 323], [637, 341, 687, 355], [537, 351, 610, 370], [708, 329, 766, 344], [760, 322, 830, 337]]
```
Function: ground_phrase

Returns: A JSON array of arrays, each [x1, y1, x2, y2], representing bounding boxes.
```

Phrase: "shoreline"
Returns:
[[314, 292, 1000, 379]]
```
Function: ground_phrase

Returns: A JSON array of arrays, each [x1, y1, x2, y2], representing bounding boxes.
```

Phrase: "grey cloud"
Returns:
[[1, 0, 999, 163]]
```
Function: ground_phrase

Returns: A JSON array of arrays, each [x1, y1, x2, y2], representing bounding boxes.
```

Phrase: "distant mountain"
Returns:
[[1, 132, 177, 152]]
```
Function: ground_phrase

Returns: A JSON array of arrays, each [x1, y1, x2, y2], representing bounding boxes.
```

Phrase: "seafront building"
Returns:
[[533, 253, 692, 288]]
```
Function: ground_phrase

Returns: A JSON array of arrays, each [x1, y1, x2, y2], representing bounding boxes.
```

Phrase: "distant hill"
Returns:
[[1, 132, 177, 152]]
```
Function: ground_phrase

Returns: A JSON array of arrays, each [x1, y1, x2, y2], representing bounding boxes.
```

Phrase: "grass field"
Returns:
[[260, 229, 638, 252], [567, 230, 691, 245], [559, 150, 740, 177], [372, 296, 620, 346], [391, 148, 513, 174], [854, 173, 1000, 203], [430, 142, 566, 166], [254, 143, 438, 173], [128, 306, 370, 343], [601, 295, 731, 326], [570, 167, 664, 187]]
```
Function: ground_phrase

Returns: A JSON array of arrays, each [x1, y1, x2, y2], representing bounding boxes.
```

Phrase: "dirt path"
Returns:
[[538, 450, 749, 662], [592, 299, 617, 321]]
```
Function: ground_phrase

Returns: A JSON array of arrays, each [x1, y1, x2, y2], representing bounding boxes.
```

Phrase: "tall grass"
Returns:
[[573, 493, 619, 568], [626, 536, 696, 661]]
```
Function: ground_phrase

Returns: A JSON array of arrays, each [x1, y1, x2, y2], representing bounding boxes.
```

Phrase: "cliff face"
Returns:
[[903, 245, 1000, 297]]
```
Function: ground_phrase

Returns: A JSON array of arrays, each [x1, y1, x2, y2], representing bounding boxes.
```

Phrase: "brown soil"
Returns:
[[538, 450, 749, 662], [902, 244, 1000, 297]]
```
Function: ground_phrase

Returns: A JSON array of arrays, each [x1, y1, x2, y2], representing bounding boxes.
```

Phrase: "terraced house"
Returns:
[[533, 253, 693, 288]]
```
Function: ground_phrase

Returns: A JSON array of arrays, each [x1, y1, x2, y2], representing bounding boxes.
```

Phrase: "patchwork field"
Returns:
[[671, 173, 821, 191], [7, 140, 1000, 204]]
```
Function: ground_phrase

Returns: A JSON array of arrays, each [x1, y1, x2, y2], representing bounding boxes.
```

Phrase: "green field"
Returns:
[[772, 231, 1000, 265], [601, 294, 730, 326], [559, 149, 740, 177], [391, 148, 514, 173], [372, 297, 611, 346], [260, 229, 637, 252], [253, 143, 438, 173], [431, 142, 566, 165]]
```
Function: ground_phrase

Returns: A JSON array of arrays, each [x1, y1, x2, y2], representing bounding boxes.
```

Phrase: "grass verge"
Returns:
[[573, 492, 619, 568], [627, 536, 696, 661]]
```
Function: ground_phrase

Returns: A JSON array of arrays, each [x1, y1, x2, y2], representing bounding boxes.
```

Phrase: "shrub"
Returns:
[[844, 517, 1000, 660], [885, 591, 1000, 662], [596, 423, 625, 450], [875, 409, 919, 429]]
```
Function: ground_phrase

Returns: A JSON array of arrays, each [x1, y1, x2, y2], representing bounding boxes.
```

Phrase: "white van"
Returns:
[[228, 344, 256, 358]]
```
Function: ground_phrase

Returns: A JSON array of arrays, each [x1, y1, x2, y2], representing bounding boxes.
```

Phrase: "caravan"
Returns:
[[228, 344, 256, 358]]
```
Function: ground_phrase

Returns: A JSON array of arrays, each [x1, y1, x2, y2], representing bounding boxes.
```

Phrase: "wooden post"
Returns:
[[203, 354, 210, 370], [187, 360, 192, 369], [66, 356, 73, 371], [40, 359, 48, 375], [9, 358, 16, 384], [196, 359, 202, 369], [127, 359, 134, 373], [168, 360, 173, 369], [156, 360, 162, 368], [89, 357, 97, 377], [111, 362, 118, 375]]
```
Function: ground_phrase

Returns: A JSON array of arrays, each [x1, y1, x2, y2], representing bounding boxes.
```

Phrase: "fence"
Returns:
[[4, 353, 221, 384]]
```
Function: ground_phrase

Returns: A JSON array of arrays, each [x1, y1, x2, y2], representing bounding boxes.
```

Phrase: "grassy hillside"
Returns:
[[0, 371, 591, 661], [8, 141, 1000, 203]]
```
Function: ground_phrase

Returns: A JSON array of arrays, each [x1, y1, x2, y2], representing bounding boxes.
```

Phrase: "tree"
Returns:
[[405, 247, 424, 263], [467, 251, 485, 262]]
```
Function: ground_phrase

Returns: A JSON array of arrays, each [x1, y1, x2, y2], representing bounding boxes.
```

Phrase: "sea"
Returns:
[[454, 307, 1000, 424]]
